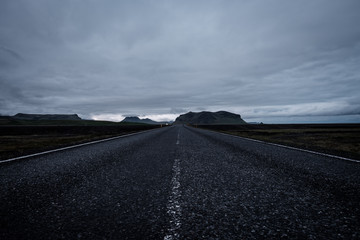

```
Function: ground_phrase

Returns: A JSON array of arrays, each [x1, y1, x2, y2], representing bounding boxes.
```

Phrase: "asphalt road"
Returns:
[[1, 125, 359, 239]]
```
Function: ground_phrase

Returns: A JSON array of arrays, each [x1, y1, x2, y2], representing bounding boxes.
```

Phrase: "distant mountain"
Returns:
[[174, 111, 247, 125], [121, 116, 165, 125], [13, 113, 82, 121]]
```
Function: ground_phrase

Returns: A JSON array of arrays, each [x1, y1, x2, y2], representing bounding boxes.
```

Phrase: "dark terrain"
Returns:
[[121, 116, 169, 125], [0, 125, 161, 160], [0, 125, 359, 239], [0, 113, 163, 160], [174, 111, 246, 125], [197, 123, 360, 160], [12, 113, 82, 121]]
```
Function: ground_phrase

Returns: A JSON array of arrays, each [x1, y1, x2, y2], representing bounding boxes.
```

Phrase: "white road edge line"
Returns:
[[214, 131, 360, 163], [0, 128, 159, 164], [164, 158, 182, 240]]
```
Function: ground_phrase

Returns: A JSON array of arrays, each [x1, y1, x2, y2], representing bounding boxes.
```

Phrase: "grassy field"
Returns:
[[0, 124, 162, 160], [196, 124, 360, 160], [2, 122, 359, 161], [0, 117, 144, 126]]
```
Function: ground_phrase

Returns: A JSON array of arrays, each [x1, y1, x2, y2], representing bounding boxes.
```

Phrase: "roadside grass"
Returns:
[[0, 118, 145, 126], [0, 125, 161, 160], [0, 134, 114, 159], [198, 125, 360, 160]]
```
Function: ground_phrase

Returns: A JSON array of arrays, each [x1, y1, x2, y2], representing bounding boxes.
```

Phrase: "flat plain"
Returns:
[[197, 124, 360, 160], [0, 124, 161, 160]]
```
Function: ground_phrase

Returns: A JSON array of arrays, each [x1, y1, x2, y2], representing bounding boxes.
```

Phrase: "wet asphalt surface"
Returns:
[[0, 125, 359, 239]]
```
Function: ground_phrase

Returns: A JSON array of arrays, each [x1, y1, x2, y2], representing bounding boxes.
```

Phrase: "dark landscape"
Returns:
[[1, 1, 360, 239], [1, 125, 359, 239], [122, 116, 170, 125], [174, 111, 246, 125], [196, 123, 360, 161], [0, 114, 162, 160], [0, 112, 359, 239], [1, 112, 359, 162]]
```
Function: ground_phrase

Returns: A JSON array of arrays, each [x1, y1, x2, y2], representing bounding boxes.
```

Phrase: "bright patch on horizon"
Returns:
[[90, 113, 179, 122]]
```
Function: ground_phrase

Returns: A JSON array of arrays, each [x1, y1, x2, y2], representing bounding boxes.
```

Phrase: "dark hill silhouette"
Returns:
[[174, 111, 246, 125], [121, 116, 170, 125], [13, 113, 81, 121], [121, 116, 159, 125]]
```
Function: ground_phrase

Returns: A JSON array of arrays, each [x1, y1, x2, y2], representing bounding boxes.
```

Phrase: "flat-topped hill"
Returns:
[[14, 113, 81, 121], [174, 111, 247, 125]]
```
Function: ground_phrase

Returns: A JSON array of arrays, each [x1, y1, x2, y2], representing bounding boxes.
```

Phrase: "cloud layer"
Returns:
[[1, 0, 359, 122]]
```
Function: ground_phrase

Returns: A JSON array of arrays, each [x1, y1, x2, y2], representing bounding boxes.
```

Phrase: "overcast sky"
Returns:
[[1, 0, 360, 123]]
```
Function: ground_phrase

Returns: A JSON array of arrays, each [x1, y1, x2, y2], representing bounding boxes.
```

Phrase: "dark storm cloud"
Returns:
[[0, 0, 359, 122]]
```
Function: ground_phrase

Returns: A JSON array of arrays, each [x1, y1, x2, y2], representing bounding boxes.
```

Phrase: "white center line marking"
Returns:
[[176, 132, 180, 145], [164, 159, 181, 240]]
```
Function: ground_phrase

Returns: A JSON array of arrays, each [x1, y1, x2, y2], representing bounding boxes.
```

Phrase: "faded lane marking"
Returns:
[[176, 134, 180, 145], [176, 130, 180, 145], [164, 159, 181, 240]]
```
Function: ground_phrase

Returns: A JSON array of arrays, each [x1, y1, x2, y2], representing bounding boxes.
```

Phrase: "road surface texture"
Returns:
[[1, 125, 359, 239]]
